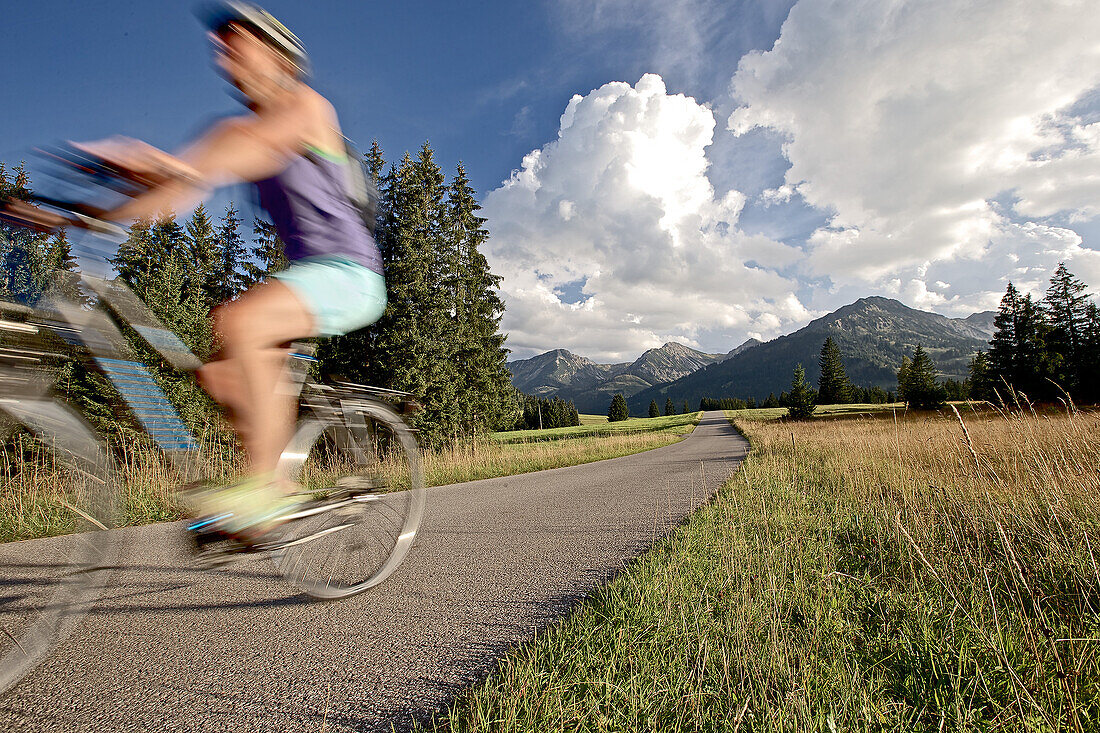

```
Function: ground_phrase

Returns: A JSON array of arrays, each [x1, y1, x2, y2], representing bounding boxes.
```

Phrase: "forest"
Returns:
[[0, 143, 517, 446]]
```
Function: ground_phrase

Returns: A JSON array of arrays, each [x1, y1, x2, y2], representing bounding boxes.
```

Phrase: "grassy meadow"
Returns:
[[494, 412, 701, 444], [426, 405, 1100, 731], [0, 412, 702, 542]]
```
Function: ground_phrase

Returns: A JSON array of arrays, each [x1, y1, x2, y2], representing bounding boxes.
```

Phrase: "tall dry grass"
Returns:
[[735, 406, 1100, 728]]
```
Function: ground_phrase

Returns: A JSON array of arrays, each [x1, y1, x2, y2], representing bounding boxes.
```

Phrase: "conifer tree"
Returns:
[[244, 218, 288, 285], [967, 350, 994, 402], [608, 393, 629, 422], [899, 344, 946, 409], [682, 399, 689, 415], [185, 203, 219, 309], [786, 363, 817, 419], [896, 356, 912, 403], [366, 147, 456, 443], [648, 400, 660, 418], [214, 204, 248, 301], [1043, 263, 1089, 396], [445, 163, 516, 432], [817, 337, 852, 405], [665, 397, 675, 416]]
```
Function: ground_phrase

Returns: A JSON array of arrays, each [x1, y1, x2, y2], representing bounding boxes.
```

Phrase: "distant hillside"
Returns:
[[724, 338, 762, 360], [958, 311, 996, 338], [507, 349, 627, 397], [508, 342, 724, 412], [627, 297, 990, 413]]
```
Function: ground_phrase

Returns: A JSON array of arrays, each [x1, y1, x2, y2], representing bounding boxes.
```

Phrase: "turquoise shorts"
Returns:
[[275, 255, 387, 337]]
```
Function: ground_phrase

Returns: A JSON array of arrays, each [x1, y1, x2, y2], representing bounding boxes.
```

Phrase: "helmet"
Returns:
[[197, 1, 310, 77]]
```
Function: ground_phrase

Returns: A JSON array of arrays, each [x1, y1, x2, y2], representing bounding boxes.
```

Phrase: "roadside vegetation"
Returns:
[[425, 405, 1100, 731], [1, 412, 702, 542], [494, 412, 700, 444]]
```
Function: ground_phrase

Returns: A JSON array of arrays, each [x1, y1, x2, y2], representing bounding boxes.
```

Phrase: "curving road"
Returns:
[[1, 411, 748, 732]]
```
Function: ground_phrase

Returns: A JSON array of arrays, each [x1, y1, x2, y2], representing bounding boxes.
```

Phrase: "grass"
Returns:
[[423, 404, 1100, 731], [579, 414, 609, 426], [494, 412, 701, 444], [724, 401, 905, 422], [424, 417, 697, 487], [1, 413, 702, 542]]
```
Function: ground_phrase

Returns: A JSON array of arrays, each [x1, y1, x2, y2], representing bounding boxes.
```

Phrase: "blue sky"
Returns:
[[5, 1, 1099, 361], [1, 1, 787, 198]]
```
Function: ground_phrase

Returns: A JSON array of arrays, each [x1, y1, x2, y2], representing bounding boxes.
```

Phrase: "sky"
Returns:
[[4, 0, 1100, 362]]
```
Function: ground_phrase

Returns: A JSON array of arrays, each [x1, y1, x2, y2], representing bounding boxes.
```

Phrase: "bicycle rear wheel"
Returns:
[[0, 399, 119, 695], [271, 400, 424, 599]]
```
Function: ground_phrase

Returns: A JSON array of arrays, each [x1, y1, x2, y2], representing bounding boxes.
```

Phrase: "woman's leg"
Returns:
[[199, 279, 315, 476]]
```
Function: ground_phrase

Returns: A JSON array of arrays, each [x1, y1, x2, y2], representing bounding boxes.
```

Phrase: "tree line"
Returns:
[[969, 263, 1100, 405], [1, 143, 518, 445], [513, 394, 579, 430]]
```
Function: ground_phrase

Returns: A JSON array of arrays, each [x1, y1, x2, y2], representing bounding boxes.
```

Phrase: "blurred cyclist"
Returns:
[[12, 2, 386, 542]]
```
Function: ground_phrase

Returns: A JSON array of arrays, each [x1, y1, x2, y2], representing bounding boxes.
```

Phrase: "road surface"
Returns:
[[1, 411, 748, 731]]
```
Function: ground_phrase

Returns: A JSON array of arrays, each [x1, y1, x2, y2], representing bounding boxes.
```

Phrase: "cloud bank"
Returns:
[[482, 74, 808, 361], [730, 0, 1100, 308], [486, 0, 1100, 361]]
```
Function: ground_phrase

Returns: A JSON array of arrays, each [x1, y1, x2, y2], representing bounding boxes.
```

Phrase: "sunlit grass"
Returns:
[[493, 412, 701, 444], [2, 413, 702, 541]]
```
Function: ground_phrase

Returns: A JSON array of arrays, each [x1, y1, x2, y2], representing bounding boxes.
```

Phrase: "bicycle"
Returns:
[[0, 184, 425, 695]]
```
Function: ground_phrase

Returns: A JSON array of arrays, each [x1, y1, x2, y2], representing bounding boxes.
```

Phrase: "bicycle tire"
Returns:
[[0, 399, 119, 695], [271, 399, 424, 599]]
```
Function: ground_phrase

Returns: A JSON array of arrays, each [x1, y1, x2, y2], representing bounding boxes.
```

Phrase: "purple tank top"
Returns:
[[255, 149, 383, 275]]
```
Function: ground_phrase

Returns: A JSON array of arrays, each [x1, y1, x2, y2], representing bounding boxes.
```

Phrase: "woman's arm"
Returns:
[[96, 100, 313, 222]]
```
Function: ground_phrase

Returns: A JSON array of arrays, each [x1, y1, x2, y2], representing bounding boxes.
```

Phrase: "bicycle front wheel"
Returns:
[[0, 399, 119, 695], [271, 400, 424, 599]]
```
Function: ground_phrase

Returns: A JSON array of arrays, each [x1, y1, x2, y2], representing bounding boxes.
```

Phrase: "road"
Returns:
[[1, 411, 748, 732]]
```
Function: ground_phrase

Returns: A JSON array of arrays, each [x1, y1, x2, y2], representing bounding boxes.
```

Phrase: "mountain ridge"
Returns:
[[625, 296, 990, 413]]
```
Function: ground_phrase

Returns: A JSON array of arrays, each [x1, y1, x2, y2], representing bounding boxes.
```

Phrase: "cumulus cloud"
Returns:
[[483, 74, 807, 360], [729, 0, 1100, 300]]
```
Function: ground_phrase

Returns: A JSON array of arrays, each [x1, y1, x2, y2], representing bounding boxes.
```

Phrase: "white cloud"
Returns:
[[728, 0, 1100, 300], [483, 74, 807, 360]]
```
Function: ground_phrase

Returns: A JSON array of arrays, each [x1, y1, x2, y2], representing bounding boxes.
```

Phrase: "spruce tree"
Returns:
[[608, 393, 629, 422], [1043, 263, 1089, 396], [185, 203, 219, 309], [1081, 302, 1100, 404], [817, 337, 852, 405], [245, 218, 288, 285], [900, 344, 946, 409], [664, 397, 675, 416], [445, 162, 516, 433], [682, 399, 689, 415], [214, 203, 248, 301], [786, 363, 817, 419], [967, 350, 994, 402], [896, 356, 912, 403], [648, 399, 660, 418]]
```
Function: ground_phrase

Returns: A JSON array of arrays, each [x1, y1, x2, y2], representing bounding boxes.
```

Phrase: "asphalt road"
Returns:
[[1, 411, 748, 732]]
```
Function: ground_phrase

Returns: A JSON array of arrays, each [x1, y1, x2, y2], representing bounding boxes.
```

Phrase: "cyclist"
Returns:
[[7, 2, 386, 543]]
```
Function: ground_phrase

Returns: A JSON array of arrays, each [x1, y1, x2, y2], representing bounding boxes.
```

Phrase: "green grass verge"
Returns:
[[493, 412, 702, 444], [579, 414, 609, 425]]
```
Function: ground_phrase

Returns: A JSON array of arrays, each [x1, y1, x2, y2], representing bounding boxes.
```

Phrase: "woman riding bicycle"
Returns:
[[11, 2, 386, 542]]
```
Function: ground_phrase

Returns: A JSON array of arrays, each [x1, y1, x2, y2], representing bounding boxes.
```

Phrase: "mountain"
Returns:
[[626, 297, 991, 413], [508, 342, 724, 412], [958, 311, 996, 338], [507, 348, 628, 397], [724, 338, 762, 360]]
